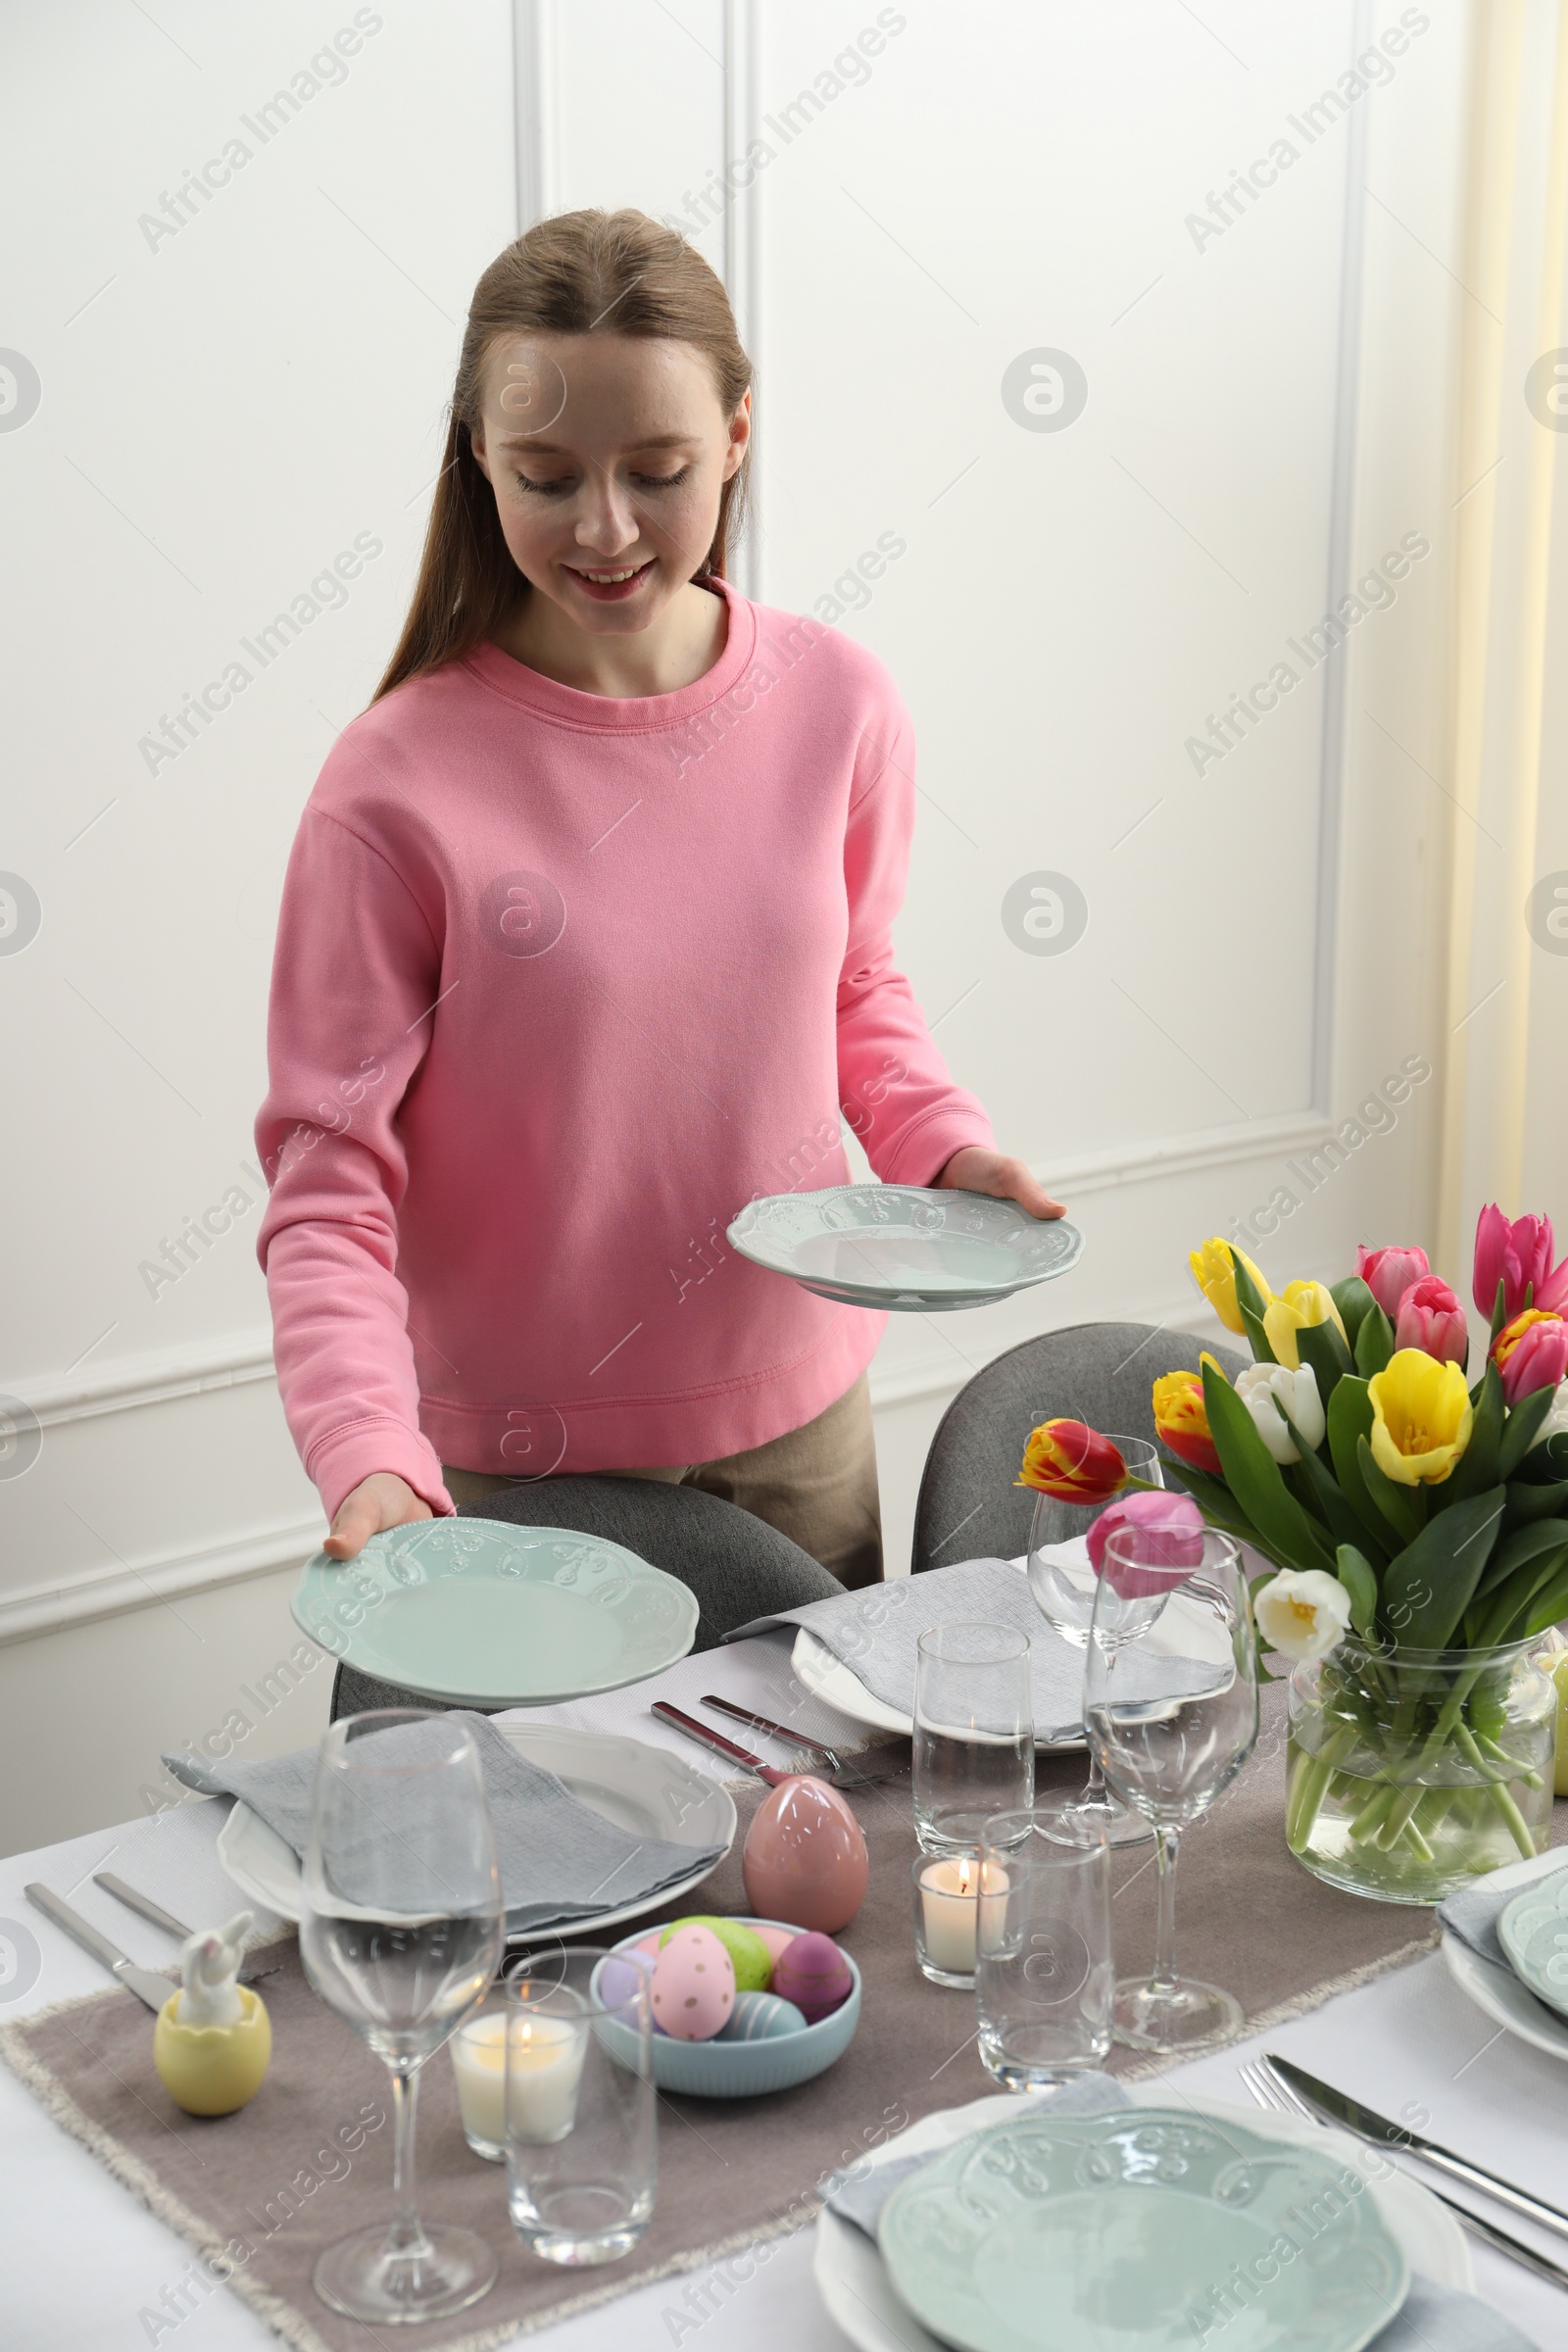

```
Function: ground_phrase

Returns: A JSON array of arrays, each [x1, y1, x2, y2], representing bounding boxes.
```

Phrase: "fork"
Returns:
[[1239, 2054, 1568, 2289], [699, 1695, 904, 1784]]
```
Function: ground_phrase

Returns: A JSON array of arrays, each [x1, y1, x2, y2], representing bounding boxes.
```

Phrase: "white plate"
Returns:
[[216, 1722, 736, 1936], [813, 2089, 1469, 2352], [1441, 1846, 1568, 2062], [727, 1186, 1083, 1311], [793, 1551, 1233, 1754]]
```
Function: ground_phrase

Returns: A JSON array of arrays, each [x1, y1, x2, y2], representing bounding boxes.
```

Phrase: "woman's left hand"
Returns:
[[934, 1147, 1065, 1220]]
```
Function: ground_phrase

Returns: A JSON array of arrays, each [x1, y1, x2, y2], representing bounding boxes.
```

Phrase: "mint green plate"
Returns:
[[292, 1519, 699, 1705], [1498, 1861, 1568, 2015], [877, 2106, 1408, 2352]]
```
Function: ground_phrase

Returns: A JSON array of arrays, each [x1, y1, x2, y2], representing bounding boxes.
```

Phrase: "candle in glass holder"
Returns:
[[505, 2011, 588, 2145], [450, 2012, 509, 2159]]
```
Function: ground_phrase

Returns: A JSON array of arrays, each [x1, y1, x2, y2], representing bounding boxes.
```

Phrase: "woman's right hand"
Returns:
[[324, 1472, 434, 1561]]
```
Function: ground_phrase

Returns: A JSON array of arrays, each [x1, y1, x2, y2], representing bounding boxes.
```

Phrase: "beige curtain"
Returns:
[[1435, 0, 1568, 1272]]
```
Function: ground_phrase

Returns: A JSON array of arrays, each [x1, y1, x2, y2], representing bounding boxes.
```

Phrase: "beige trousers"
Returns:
[[440, 1370, 883, 1590]]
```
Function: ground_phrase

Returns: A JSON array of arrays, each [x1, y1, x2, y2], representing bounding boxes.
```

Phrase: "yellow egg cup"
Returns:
[[153, 1986, 271, 2116]]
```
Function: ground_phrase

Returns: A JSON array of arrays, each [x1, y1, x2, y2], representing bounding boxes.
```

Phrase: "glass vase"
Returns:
[[1286, 1634, 1555, 1905]]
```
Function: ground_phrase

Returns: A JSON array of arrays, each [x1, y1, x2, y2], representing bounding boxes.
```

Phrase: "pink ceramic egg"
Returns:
[[742, 1776, 868, 1933], [771, 1930, 853, 2024], [650, 1923, 735, 2041]]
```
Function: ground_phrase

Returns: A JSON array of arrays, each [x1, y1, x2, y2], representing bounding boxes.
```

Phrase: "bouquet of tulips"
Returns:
[[1018, 1205, 1568, 1892]]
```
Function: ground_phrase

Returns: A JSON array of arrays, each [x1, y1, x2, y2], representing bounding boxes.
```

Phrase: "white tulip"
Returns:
[[1235, 1360, 1325, 1465], [1255, 1569, 1352, 1661], [1530, 1379, 1568, 1449]]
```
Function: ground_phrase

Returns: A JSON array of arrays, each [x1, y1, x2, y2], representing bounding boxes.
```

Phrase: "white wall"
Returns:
[[0, 0, 1478, 1853]]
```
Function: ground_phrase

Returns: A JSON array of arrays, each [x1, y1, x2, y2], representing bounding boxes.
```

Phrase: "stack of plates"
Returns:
[[815, 2091, 1467, 2352], [727, 1186, 1082, 1311]]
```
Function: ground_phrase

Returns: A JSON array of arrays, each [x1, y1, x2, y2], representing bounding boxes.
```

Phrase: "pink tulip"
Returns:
[[1472, 1203, 1564, 1322], [1492, 1310, 1568, 1405], [1355, 1244, 1431, 1320], [1089, 1489, 1205, 1597], [1394, 1276, 1468, 1367]]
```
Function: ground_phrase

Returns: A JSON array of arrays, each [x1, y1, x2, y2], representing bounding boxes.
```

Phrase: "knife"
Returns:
[[651, 1703, 802, 1786], [24, 1884, 178, 2013], [91, 1873, 278, 1986], [1268, 2053, 1568, 2245]]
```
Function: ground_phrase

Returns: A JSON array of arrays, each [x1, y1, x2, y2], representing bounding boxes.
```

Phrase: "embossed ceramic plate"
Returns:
[[1442, 1848, 1568, 2060], [290, 1519, 699, 1705], [1498, 1859, 1568, 2016], [814, 2095, 1460, 2352], [875, 2106, 1409, 2352], [218, 1721, 734, 1935], [727, 1186, 1082, 1310]]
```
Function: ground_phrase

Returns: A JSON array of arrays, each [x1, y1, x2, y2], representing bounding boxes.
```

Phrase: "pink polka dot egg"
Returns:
[[650, 1923, 735, 2041]]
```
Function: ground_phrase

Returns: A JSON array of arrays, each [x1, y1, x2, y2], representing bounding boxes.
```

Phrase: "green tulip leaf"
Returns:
[[1503, 1477, 1568, 1524], [1353, 1301, 1394, 1378], [1444, 1361, 1505, 1504], [1200, 1360, 1336, 1573], [1498, 1384, 1561, 1480], [1335, 1544, 1379, 1640], [1474, 1542, 1568, 1647], [1231, 1251, 1277, 1366], [1280, 1413, 1389, 1569], [1523, 1563, 1568, 1639], [1379, 1484, 1506, 1650], [1471, 1516, 1568, 1606], [1295, 1319, 1352, 1420], [1327, 1378, 1407, 1552], [1490, 1274, 1509, 1345], [1330, 1277, 1377, 1355], [1156, 1458, 1278, 1559], [1356, 1434, 1423, 1548]]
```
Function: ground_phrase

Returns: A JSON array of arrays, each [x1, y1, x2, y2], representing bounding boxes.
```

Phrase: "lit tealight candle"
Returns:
[[505, 2011, 589, 2146], [920, 1855, 982, 1975], [450, 2012, 509, 2159]]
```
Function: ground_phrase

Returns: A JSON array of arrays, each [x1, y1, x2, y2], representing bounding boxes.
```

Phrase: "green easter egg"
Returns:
[[659, 1915, 772, 1992]]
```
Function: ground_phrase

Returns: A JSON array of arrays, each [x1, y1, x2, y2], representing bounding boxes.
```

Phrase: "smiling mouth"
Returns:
[[566, 560, 654, 585]]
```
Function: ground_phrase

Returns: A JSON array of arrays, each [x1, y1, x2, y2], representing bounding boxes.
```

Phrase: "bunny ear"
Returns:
[[219, 1910, 255, 1943]]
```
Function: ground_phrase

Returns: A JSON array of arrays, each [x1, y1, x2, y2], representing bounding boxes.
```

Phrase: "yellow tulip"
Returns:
[[1367, 1349, 1473, 1486], [1262, 1280, 1348, 1371], [1188, 1238, 1270, 1336]]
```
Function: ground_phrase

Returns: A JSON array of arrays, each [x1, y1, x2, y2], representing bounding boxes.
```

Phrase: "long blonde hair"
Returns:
[[372, 209, 753, 703]]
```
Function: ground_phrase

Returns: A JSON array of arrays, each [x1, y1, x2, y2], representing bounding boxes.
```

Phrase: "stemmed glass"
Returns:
[[1026, 1434, 1163, 1846], [299, 1710, 506, 2324], [1084, 1526, 1258, 2052]]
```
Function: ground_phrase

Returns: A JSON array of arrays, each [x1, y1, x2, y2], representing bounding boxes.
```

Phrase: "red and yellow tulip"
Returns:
[[1152, 1359, 1225, 1475], [1016, 1419, 1126, 1505]]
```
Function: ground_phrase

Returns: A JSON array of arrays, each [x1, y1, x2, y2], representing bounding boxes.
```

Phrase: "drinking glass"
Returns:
[[1084, 1527, 1258, 2053], [1026, 1434, 1164, 1848], [299, 1710, 505, 2324], [506, 1947, 656, 2265], [913, 1623, 1034, 1854], [975, 1808, 1113, 2086]]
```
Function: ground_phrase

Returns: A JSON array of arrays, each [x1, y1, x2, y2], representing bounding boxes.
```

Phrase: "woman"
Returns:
[[254, 208, 1062, 1591]]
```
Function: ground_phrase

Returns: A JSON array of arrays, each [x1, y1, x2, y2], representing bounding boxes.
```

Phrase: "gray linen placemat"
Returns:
[[725, 1555, 1224, 1742], [823, 2074, 1541, 2352], [162, 1710, 723, 1932]]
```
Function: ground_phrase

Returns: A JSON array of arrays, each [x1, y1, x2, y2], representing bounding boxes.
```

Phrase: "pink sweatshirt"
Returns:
[[255, 576, 995, 1522]]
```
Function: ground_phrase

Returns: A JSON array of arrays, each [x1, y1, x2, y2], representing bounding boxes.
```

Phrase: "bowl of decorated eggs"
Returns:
[[589, 1914, 860, 2098]]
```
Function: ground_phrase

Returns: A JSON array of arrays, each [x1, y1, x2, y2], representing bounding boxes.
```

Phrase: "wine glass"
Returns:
[[1026, 1434, 1163, 1846], [299, 1710, 506, 2324], [1084, 1526, 1258, 2052]]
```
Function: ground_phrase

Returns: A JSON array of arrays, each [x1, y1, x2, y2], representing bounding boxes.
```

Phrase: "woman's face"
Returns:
[[470, 331, 749, 635]]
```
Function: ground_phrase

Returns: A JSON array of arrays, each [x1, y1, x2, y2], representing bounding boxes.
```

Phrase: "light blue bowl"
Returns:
[[590, 1916, 860, 2098]]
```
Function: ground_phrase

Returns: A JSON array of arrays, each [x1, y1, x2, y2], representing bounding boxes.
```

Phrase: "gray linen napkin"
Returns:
[[1438, 1863, 1568, 1976], [823, 2072, 1539, 2351], [161, 1710, 724, 1932], [725, 1556, 1225, 1743]]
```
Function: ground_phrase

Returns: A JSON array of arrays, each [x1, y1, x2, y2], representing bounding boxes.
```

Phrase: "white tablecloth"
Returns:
[[3, 1638, 1564, 2349]]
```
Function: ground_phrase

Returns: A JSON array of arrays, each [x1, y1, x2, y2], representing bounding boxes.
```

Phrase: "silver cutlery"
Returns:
[[91, 1872, 279, 1985], [1267, 2053, 1568, 2247], [651, 1702, 896, 1790], [1241, 2056, 1568, 2290], [699, 1694, 904, 1786], [24, 1884, 188, 2013]]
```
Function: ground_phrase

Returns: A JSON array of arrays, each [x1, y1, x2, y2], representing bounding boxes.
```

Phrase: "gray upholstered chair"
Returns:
[[329, 1474, 842, 1721], [910, 1321, 1248, 1577]]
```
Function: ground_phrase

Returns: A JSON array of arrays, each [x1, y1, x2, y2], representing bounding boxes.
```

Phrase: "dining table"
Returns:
[[4, 1616, 1566, 2352]]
